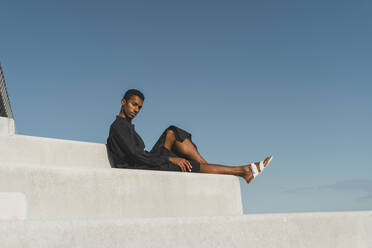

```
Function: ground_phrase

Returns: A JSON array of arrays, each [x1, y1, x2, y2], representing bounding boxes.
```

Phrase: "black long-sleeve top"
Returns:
[[106, 116, 170, 169]]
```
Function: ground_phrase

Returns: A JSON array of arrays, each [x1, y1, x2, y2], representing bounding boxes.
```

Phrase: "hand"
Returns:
[[169, 157, 192, 172]]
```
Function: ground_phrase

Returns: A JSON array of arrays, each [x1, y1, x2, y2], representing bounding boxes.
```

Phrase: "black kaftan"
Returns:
[[106, 116, 200, 172]]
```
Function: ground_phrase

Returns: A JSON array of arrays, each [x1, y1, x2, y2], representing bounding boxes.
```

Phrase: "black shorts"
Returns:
[[137, 125, 201, 173]]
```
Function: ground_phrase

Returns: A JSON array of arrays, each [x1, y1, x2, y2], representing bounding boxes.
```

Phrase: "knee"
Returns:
[[166, 129, 175, 137], [164, 129, 176, 147]]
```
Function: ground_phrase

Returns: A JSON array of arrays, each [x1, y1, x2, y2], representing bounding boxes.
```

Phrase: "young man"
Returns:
[[106, 89, 272, 183]]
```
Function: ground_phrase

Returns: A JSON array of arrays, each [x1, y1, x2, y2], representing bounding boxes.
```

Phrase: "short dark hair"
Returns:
[[123, 89, 145, 101]]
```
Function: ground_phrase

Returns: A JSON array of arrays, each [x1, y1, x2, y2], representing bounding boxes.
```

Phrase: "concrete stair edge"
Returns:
[[1, 211, 371, 248], [0, 164, 243, 219]]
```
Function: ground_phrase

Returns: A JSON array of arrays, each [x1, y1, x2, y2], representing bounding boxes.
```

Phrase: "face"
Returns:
[[121, 95, 143, 119]]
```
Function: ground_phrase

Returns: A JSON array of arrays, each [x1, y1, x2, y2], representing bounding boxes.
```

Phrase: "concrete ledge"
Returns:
[[0, 165, 242, 219], [0, 211, 371, 248], [0, 192, 27, 220], [0, 117, 15, 136], [0, 134, 111, 168]]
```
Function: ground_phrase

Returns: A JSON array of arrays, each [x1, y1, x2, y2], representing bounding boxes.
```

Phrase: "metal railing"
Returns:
[[0, 64, 14, 118]]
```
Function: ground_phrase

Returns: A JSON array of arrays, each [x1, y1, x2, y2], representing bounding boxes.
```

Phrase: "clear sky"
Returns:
[[1, 0, 371, 214]]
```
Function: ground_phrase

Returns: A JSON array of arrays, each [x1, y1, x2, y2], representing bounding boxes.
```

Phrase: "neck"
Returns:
[[119, 112, 126, 118], [119, 111, 132, 121]]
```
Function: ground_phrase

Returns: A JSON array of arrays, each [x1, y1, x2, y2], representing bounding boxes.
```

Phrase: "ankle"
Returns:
[[237, 165, 248, 176]]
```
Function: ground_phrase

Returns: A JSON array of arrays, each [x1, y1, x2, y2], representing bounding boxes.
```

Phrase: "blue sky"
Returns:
[[1, 0, 371, 213]]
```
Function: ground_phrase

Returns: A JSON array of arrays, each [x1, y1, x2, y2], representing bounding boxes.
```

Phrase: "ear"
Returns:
[[121, 99, 126, 106]]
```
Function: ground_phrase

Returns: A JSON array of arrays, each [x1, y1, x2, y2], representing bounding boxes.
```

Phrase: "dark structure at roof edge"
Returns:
[[0, 64, 14, 118]]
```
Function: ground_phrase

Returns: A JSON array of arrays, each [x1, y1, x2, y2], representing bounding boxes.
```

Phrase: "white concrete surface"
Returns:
[[0, 211, 371, 248], [0, 192, 27, 220], [0, 116, 15, 136], [3, 116, 371, 248], [0, 164, 242, 219], [0, 134, 111, 168]]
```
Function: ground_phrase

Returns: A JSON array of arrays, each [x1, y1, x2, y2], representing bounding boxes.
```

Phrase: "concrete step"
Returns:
[[0, 164, 242, 219], [0, 192, 27, 220], [0, 134, 111, 169], [1, 211, 371, 248]]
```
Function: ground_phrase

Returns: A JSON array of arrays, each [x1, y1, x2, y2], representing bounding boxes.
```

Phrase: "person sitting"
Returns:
[[106, 89, 272, 183]]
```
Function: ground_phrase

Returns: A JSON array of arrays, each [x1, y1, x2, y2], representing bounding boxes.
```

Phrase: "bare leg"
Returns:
[[201, 156, 272, 183], [164, 129, 208, 164], [164, 129, 272, 183]]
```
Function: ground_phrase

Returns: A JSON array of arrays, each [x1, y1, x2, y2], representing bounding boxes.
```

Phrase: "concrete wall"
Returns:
[[2, 116, 371, 247], [0, 192, 27, 220], [0, 116, 15, 136], [0, 134, 111, 168], [0, 122, 243, 219], [0, 164, 243, 219], [1, 211, 371, 248]]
